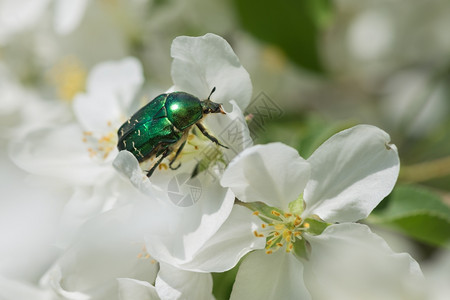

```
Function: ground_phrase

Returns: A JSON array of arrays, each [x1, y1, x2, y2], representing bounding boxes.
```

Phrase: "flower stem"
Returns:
[[399, 155, 450, 183]]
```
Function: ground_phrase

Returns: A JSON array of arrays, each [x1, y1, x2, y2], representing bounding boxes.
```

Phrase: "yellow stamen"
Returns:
[[271, 210, 281, 217]]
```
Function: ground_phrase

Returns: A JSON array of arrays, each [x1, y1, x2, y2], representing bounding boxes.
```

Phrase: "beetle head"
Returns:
[[201, 87, 226, 115]]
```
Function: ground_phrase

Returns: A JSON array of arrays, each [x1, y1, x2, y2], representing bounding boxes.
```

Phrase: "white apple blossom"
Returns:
[[113, 33, 254, 268], [189, 124, 424, 299], [38, 200, 215, 300], [10, 57, 144, 246]]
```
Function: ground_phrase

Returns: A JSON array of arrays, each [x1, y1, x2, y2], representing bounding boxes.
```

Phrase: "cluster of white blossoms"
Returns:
[[5, 33, 426, 300]]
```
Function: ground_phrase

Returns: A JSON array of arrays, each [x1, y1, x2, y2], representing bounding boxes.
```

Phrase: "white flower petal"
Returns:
[[53, 0, 88, 35], [0, 0, 50, 45], [203, 100, 253, 160], [114, 150, 236, 266], [43, 267, 90, 300], [303, 125, 400, 222], [0, 276, 49, 300], [143, 183, 235, 267], [55, 177, 138, 248], [306, 223, 424, 300], [230, 250, 311, 300], [221, 143, 310, 210], [73, 57, 143, 134], [118, 278, 160, 300], [171, 33, 252, 112], [9, 124, 112, 186], [168, 205, 265, 272], [41, 212, 159, 299], [155, 263, 214, 300]]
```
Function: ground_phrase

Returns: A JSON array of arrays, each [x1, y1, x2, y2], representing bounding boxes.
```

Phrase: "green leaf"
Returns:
[[232, 0, 333, 73], [370, 185, 450, 247]]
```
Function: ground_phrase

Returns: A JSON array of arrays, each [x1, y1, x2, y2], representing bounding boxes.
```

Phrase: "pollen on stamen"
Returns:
[[276, 243, 283, 247], [159, 163, 168, 170], [274, 224, 284, 230], [252, 211, 260, 216], [303, 222, 310, 229], [253, 230, 264, 238], [284, 212, 292, 217], [271, 210, 281, 217], [261, 223, 267, 228], [266, 250, 273, 254], [294, 216, 302, 226], [286, 243, 294, 252]]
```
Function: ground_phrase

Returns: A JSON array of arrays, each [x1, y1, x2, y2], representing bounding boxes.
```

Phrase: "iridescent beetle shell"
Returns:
[[117, 89, 227, 177]]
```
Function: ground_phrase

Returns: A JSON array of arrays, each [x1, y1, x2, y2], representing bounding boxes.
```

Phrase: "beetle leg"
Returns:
[[169, 140, 186, 170], [146, 148, 172, 177], [196, 123, 229, 149]]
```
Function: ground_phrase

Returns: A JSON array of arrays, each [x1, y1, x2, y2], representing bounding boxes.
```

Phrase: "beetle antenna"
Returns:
[[207, 87, 216, 100]]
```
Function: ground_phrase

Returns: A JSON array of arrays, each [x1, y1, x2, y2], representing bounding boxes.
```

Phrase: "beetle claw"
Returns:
[[169, 161, 182, 170]]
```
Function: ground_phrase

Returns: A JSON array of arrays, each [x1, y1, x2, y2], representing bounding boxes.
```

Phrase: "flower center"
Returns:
[[82, 122, 118, 160], [253, 210, 310, 254], [49, 56, 87, 101], [142, 128, 226, 177], [136, 245, 157, 264]]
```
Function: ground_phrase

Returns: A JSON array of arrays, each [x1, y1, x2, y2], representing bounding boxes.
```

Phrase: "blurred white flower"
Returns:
[[113, 33, 253, 269], [0, 63, 71, 140], [38, 201, 214, 300], [10, 57, 144, 246], [207, 125, 424, 299], [422, 250, 450, 300], [0, 0, 88, 45]]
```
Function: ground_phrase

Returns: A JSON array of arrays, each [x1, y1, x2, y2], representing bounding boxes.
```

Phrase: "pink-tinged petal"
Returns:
[[230, 250, 311, 300], [221, 143, 310, 211], [303, 125, 399, 222], [306, 223, 424, 300], [155, 263, 214, 300], [117, 278, 159, 300], [171, 33, 252, 112]]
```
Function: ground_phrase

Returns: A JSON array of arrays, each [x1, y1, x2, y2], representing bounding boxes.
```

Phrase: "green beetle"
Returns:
[[117, 88, 228, 177]]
